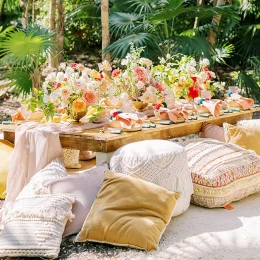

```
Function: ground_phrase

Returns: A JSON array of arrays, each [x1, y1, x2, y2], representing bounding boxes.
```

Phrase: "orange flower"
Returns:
[[82, 91, 96, 106], [71, 98, 87, 112]]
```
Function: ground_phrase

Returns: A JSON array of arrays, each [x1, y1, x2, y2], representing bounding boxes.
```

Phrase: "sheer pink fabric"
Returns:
[[199, 100, 223, 117], [0, 120, 108, 225]]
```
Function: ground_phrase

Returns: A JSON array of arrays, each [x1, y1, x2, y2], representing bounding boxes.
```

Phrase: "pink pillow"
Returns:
[[199, 122, 225, 142], [44, 165, 107, 237]]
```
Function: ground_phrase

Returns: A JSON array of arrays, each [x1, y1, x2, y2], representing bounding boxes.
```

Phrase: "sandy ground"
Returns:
[[1, 192, 260, 260]]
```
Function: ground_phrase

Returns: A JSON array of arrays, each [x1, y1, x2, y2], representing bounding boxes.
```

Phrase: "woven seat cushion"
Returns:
[[182, 138, 260, 208], [110, 139, 193, 216]]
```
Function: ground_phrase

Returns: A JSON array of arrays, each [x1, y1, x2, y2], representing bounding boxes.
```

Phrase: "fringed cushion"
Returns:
[[0, 193, 75, 259], [182, 138, 260, 208]]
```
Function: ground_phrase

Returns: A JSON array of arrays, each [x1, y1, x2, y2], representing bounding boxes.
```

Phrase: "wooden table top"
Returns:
[[1, 109, 256, 153]]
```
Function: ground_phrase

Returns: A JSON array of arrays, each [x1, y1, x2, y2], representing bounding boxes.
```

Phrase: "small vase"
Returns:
[[132, 101, 148, 112], [70, 108, 88, 122]]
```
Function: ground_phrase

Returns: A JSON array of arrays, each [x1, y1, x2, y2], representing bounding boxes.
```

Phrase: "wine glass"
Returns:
[[21, 104, 32, 121]]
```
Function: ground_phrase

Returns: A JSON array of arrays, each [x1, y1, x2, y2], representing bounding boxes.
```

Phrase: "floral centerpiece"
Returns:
[[23, 61, 112, 122], [152, 54, 225, 101], [109, 45, 166, 108]]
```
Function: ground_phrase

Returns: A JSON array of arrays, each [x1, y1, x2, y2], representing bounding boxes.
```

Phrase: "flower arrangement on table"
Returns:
[[23, 61, 113, 122], [152, 54, 225, 101]]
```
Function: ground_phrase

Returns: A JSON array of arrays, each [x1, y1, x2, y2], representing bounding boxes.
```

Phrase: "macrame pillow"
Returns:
[[110, 139, 193, 216], [182, 138, 260, 208], [0, 194, 75, 259], [17, 157, 67, 200], [63, 148, 81, 169]]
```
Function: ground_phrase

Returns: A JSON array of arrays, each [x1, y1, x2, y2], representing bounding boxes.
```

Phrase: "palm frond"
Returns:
[[212, 43, 235, 64], [165, 35, 212, 60], [113, 0, 155, 14], [110, 12, 144, 38], [4, 69, 33, 97], [104, 33, 162, 60], [238, 72, 260, 101]]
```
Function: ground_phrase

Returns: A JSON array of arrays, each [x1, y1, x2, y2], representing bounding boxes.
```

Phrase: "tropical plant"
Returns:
[[0, 24, 56, 96], [104, 0, 239, 62]]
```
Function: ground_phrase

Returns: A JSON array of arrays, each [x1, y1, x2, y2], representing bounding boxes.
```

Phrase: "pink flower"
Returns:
[[71, 63, 77, 68], [112, 69, 120, 77], [82, 91, 96, 106], [77, 63, 85, 71], [134, 66, 148, 82], [155, 82, 164, 92]]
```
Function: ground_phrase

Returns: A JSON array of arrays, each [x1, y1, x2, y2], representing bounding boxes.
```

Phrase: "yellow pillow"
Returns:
[[76, 170, 179, 252], [0, 140, 14, 199], [223, 123, 260, 155]]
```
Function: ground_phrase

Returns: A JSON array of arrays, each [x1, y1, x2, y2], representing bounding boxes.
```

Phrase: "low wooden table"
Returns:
[[0, 110, 255, 164]]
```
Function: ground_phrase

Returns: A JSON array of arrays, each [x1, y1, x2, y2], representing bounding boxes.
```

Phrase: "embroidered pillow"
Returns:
[[44, 164, 107, 237], [76, 170, 179, 252], [199, 122, 225, 142], [17, 157, 67, 200], [223, 122, 260, 156], [182, 138, 260, 208], [0, 140, 14, 199], [0, 194, 75, 259]]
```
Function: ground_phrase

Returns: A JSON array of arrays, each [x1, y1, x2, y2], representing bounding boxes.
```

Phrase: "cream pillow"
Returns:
[[0, 193, 75, 258], [0, 140, 14, 199], [223, 122, 260, 156], [76, 170, 179, 252]]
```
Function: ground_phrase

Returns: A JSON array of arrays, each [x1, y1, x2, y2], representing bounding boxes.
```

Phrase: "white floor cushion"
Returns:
[[237, 119, 260, 127], [110, 139, 193, 216]]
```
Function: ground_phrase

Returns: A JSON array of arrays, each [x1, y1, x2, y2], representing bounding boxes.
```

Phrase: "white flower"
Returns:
[[42, 81, 49, 92], [82, 68, 92, 77], [56, 72, 65, 83], [159, 57, 166, 64], [43, 94, 50, 103], [139, 58, 152, 67], [200, 58, 210, 67], [98, 60, 112, 71], [188, 58, 196, 67], [166, 54, 171, 59], [122, 71, 129, 79], [65, 67, 74, 78], [61, 87, 72, 100], [59, 62, 67, 70], [146, 85, 157, 94], [121, 59, 128, 66], [139, 91, 156, 103], [45, 72, 56, 82], [51, 89, 61, 102], [120, 92, 129, 102], [179, 76, 186, 85], [136, 81, 145, 89], [186, 65, 196, 74]]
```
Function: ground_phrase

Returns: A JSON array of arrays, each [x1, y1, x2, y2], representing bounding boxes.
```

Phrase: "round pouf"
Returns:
[[110, 139, 193, 216]]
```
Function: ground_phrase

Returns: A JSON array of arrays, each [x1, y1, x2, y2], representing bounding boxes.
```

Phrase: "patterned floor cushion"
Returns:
[[181, 138, 260, 208], [110, 140, 193, 217]]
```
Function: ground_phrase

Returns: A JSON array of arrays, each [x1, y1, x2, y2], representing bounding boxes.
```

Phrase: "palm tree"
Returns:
[[0, 24, 56, 96]]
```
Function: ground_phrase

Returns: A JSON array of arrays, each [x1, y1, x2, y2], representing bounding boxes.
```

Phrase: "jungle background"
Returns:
[[0, 0, 260, 121]]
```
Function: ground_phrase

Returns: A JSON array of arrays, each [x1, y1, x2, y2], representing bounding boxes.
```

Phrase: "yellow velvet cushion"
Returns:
[[0, 140, 14, 199], [76, 170, 179, 252], [223, 123, 260, 155]]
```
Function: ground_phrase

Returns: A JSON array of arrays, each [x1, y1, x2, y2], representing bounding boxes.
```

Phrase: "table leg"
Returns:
[[96, 152, 114, 165]]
